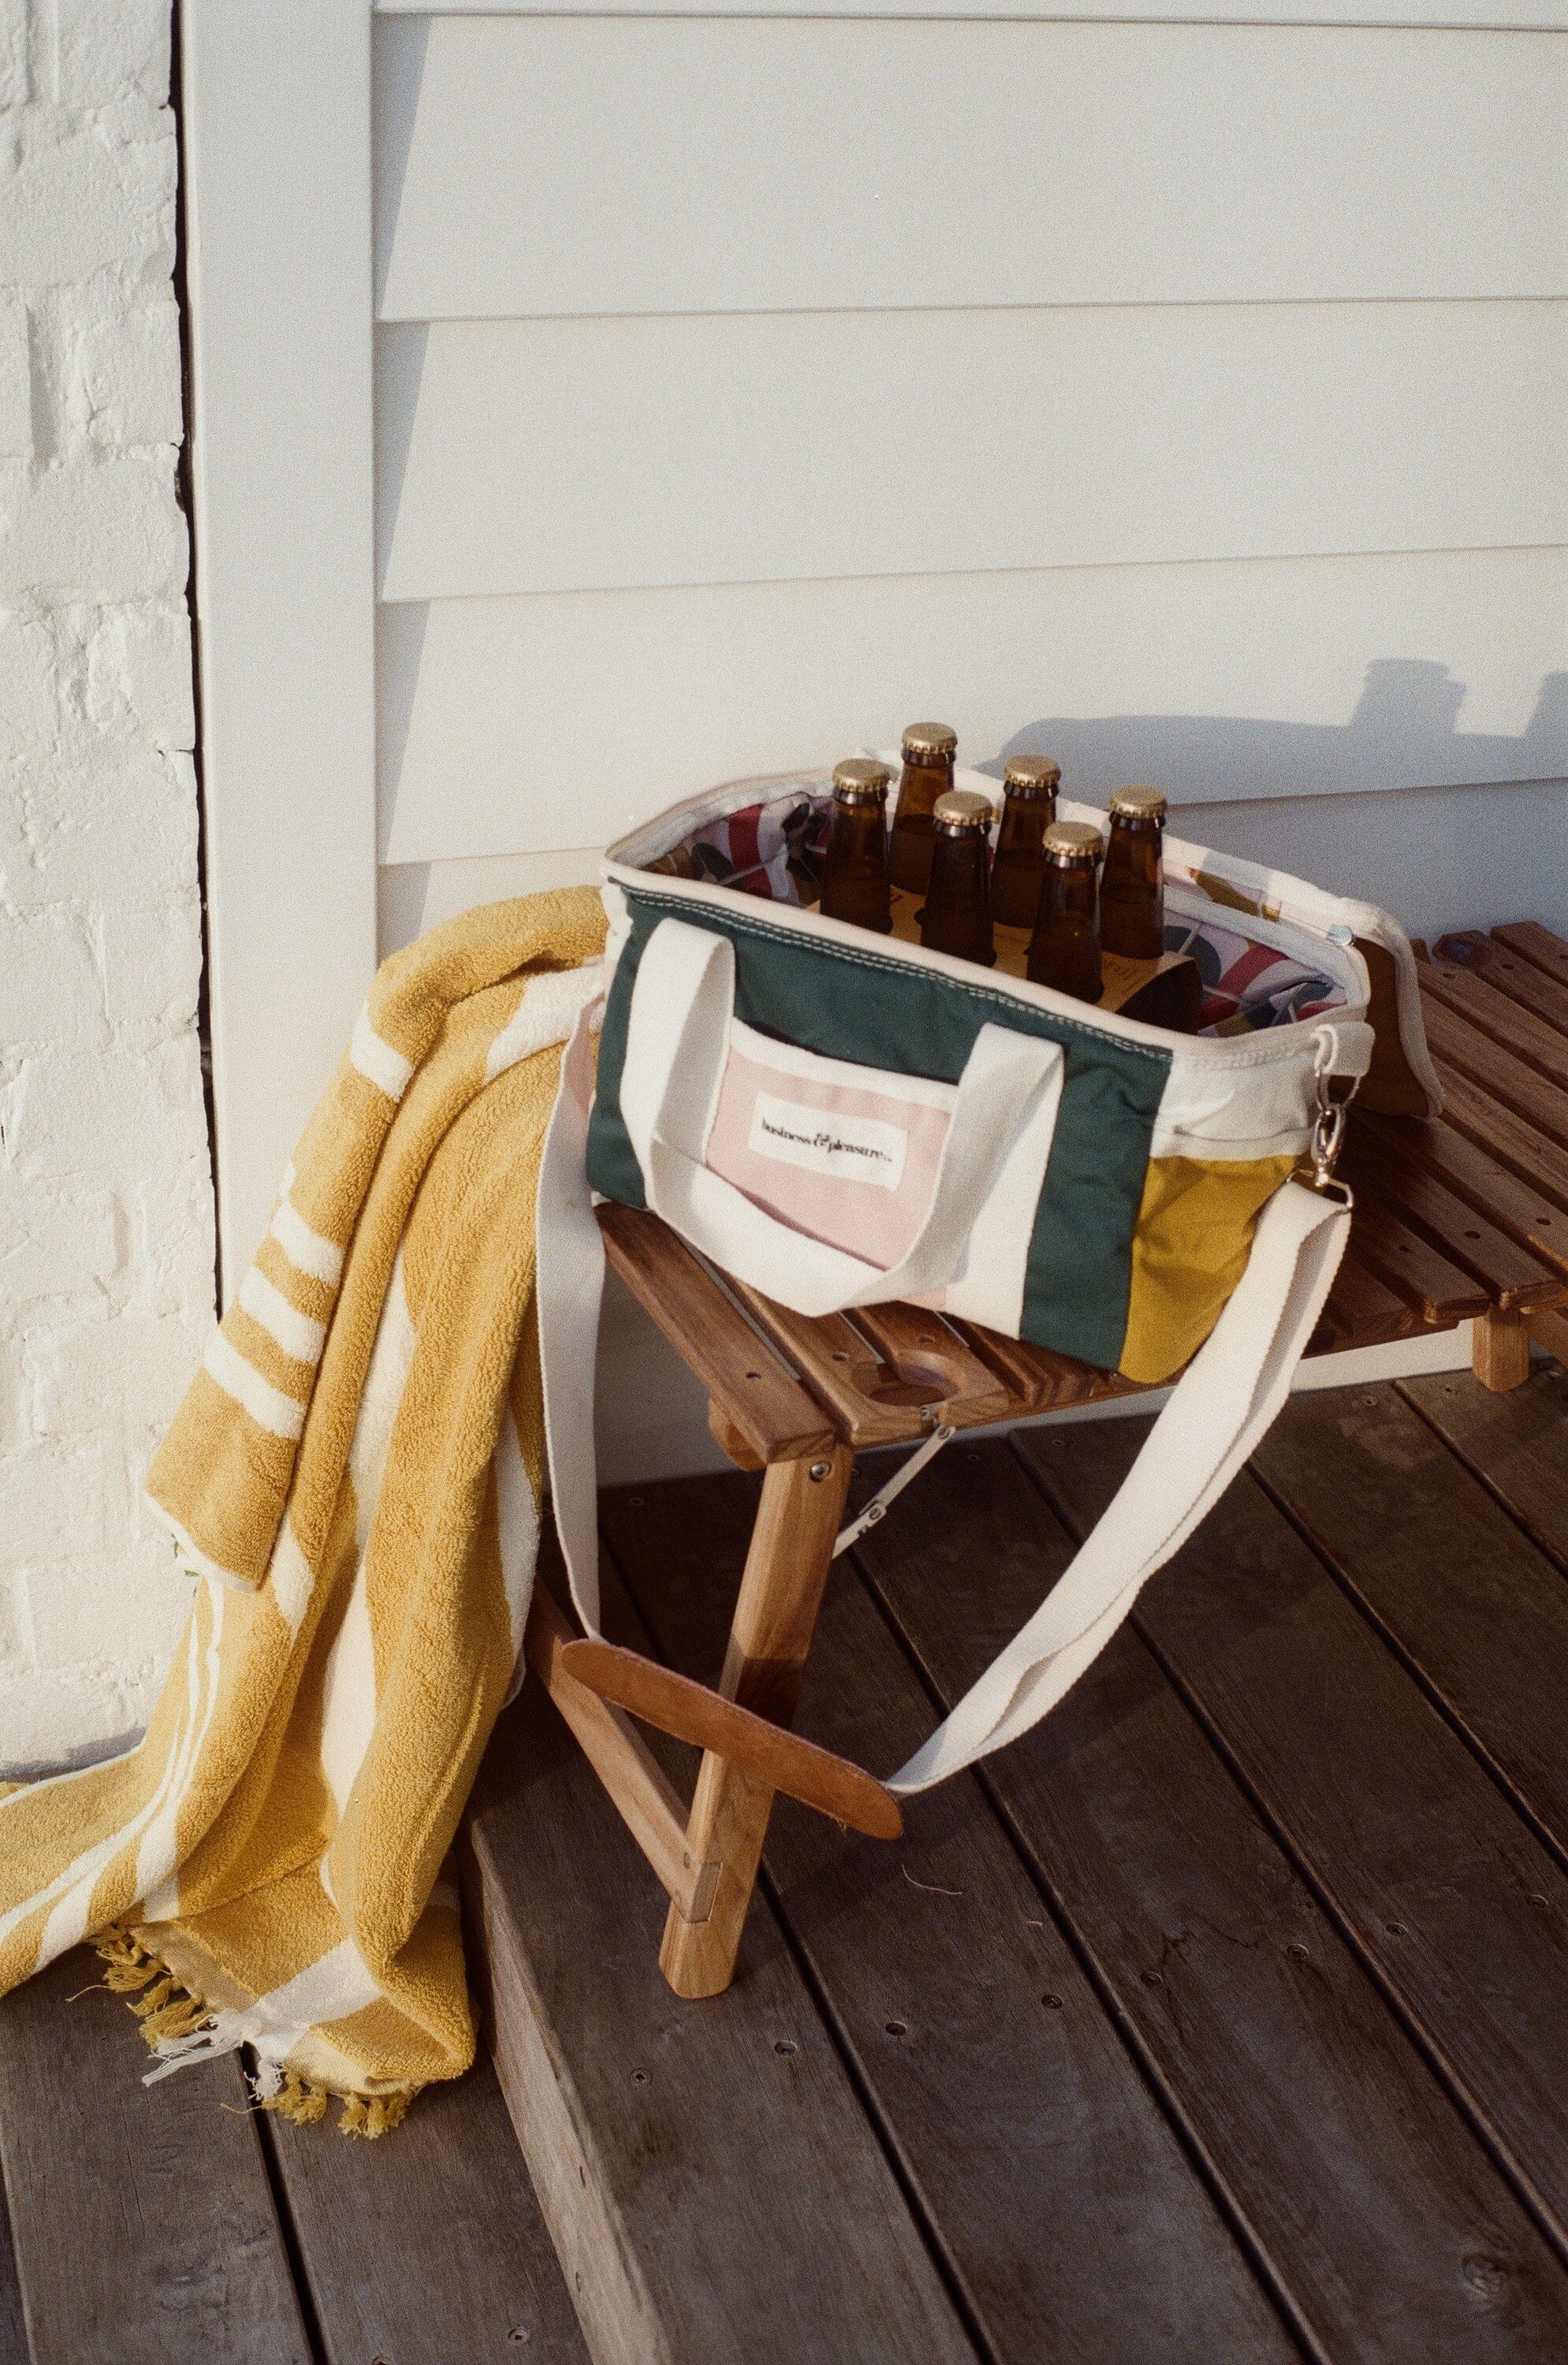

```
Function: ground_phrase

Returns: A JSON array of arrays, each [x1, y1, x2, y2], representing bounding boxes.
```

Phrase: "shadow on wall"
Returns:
[[998, 661, 1568, 806], [996, 661, 1568, 940]]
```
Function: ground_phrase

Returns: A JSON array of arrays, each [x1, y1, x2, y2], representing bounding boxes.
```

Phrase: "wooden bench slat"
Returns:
[[1420, 1067, 1568, 1227], [1343, 1128, 1562, 1313], [1338, 1173, 1491, 1324], [1420, 996, 1568, 1160], [849, 1304, 1015, 1428], [1420, 961, 1568, 1095], [721, 1287, 938, 1447], [1436, 930, 1568, 1038], [1492, 922, 1568, 991], [1361, 1112, 1568, 1284], [597, 1201, 836, 1464], [1322, 1246, 1424, 1348]]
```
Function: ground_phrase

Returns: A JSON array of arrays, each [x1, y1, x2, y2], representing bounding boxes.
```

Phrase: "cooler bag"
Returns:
[[537, 758, 1441, 1793]]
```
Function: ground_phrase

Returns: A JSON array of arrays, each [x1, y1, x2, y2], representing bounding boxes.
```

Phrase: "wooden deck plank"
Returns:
[[0, 2194, 24, 2365], [268, 2050, 588, 2365], [1250, 1384, 1568, 1856], [850, 1437, 1568, 2362], [464, 1554, 976, 2365], [0, 1949, 311, 2364], [1020, 1413, 1568, 2254], [601, 1472, 1299, 2365], [1398, 1364, 1568, 1572]]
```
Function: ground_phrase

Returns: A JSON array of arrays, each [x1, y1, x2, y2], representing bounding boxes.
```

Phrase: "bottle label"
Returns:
[[747, 1092, 908, 1192]]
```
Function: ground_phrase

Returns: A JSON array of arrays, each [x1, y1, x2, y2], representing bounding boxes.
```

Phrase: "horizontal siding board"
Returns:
[[377, 300, 1568, 601], [377, 3, 1568, 28], [375, 543, 1568, 862], [376, 19, 1568, 322]]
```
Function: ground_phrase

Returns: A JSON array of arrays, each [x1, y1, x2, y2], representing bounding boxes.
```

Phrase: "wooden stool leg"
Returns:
[[660, 1442, 854, 1999], [1473, 1308, 1533, 1392]]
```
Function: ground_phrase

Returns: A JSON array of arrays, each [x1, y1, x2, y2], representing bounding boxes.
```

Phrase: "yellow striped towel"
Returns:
[[0, 888, 607, 2133]]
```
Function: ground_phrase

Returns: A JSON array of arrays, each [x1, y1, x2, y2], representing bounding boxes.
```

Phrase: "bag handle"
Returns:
[[620, 917, 1063, 1318]]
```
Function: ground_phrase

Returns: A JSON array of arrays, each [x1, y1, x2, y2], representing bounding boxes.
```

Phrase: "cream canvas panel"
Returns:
[[376, 302, 1568, 602], [376, 545, 1568, 865], [375, 19, 1568, 322]]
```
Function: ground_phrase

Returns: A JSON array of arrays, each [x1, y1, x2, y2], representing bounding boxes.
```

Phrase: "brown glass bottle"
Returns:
[[819, 758, 892, 933], [1026, 821, 1104, 1003], [888, 721, 958, 894], [918, 789, 996, 966], [1099, 784, 1167, 959], [989, 754, 1061, 929]]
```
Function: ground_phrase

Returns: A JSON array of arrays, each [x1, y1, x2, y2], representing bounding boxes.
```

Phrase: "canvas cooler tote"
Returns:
[[536, 761, 1441, 1793]]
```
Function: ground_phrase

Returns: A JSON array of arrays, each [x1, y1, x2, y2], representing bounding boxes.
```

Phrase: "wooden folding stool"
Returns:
[[521, 928, 1568, 1997]]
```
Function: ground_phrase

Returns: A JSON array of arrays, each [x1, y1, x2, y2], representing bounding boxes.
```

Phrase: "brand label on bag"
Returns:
[[747, 1093, 908, 1191]]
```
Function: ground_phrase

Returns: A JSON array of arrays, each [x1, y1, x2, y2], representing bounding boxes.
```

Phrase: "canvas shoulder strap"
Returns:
[[536, 993, 1350, 1793]]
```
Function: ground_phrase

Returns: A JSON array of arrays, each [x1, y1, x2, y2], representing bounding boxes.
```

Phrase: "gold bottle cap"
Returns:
[[902, 721, 958, 758], [1108, 784, 1168, 821], [1043, 820, 1104, 865], [1004, 754, 1061, 795], [832, 757, 892, 805], [933, 788, 994, 836]]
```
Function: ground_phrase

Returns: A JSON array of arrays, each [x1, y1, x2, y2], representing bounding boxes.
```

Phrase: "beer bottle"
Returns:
[[918, 789, 996, 966], [888, 721, 958, 894], [1099, 784, 1167, 960], [1027, 821, 1104, 1003], [989, 754, 1061, 929], [820, 758, 892, 933]]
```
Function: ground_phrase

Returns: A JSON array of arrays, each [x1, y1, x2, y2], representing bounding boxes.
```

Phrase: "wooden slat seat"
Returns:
[[531, 921, 1568, 2003]]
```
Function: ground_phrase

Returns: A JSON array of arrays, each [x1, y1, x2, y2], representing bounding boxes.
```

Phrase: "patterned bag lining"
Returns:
[[641, 791, 1346, 1037]]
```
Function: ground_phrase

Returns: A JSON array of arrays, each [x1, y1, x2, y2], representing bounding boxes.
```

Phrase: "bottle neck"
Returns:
[[995, 790, 1056, 860], [895, 752, 954, 819]]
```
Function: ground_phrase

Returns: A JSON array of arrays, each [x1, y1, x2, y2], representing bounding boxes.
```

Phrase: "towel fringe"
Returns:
[[93, 1924, 419, 2136]]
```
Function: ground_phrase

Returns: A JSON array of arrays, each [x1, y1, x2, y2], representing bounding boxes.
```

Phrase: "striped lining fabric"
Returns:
[[0, 890, 606, 2132]]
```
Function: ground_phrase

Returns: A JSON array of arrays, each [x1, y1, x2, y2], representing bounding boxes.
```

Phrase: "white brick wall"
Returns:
[[0, 1, 212, 1774]]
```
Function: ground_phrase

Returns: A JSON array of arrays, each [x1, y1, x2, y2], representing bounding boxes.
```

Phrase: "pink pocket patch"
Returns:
[[704, 1035, 953, 1269]]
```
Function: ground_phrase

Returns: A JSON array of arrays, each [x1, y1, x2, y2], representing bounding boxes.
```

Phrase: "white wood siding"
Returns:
[[379, 2, 1568, 26], [371, 10, 1568, 936], [377, 20, 1568, 321]]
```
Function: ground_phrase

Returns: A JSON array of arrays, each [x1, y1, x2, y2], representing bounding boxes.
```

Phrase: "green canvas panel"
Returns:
[[587, 892, 1171, 1370]]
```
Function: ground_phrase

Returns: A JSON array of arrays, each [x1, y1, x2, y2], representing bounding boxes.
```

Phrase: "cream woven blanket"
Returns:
[[0, 889, 606, 2133]]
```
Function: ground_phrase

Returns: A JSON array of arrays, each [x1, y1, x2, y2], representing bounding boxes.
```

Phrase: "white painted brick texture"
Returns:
[[0, 0, 212, 1773]]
